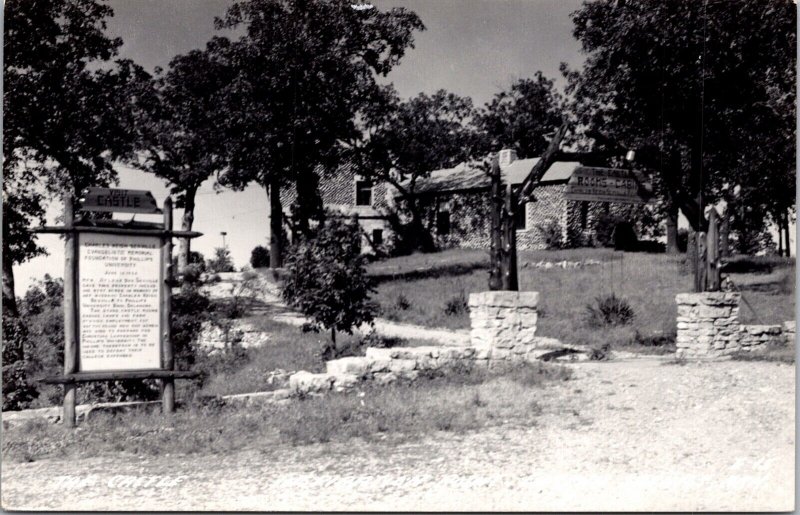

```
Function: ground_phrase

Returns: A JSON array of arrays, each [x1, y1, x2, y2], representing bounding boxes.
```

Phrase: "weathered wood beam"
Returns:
[[515, 121, 569, 209]]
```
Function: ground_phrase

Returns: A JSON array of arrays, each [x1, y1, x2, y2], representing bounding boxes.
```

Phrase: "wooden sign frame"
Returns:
[[35, 193, 202, 427], [564, 166, 653, 204]]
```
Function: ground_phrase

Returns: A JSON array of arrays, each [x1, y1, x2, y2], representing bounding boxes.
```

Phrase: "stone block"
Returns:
[[374, 372, 398, 385], [332, 374, 360, 392], [367, 358, 392, 373], [468, 291, 539, 309], [491, 348, 512, 360], [365, 348, 394, 360], [388, 359, 417, 373], [289, 371, 335, 394], [325, 357, 370, 376]]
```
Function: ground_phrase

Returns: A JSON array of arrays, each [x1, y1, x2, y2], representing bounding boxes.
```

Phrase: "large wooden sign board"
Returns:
[[565, 167, 653, 204], [78, 233, 163, 371], [35, 189, 202, 427]]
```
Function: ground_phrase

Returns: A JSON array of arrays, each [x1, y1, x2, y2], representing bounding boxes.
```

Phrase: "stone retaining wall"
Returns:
[[289, 337, 585, 395], [676, 292, 794, 358]]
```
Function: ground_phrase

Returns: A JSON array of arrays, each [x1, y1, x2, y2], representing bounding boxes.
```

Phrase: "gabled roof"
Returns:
[[414, 157, 582, 194]]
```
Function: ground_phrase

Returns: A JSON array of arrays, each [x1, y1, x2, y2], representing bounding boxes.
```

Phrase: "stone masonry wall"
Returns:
[[676, 292, 794, 357]]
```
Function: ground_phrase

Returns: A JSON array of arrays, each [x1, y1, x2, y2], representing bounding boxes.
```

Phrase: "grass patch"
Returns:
[[198, 318, 442, 398], [729, 343, 795, 363], [3, 361, 571, 462], [374, 249, 794, 349]]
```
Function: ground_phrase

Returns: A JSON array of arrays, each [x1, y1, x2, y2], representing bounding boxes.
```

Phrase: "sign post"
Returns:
[[35, 189, 202, 426]]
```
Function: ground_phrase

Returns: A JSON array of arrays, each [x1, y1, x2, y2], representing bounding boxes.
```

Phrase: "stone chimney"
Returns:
[[498, 148, 518, 166]]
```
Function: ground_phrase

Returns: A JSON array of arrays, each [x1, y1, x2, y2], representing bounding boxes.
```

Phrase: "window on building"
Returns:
[[580, 201, 589, 230], [511, 186, 526, 230], [355, 180, 373, 206], [372, 229, 383, 246], [437, 210, 451, 235]]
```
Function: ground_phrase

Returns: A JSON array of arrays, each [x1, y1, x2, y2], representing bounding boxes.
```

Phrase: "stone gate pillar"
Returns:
[[468, 291, 539, 358], [675, 292, 741, 358]]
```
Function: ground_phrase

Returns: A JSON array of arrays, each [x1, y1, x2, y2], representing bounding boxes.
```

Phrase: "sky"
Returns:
[[17, 0, 588, 290]]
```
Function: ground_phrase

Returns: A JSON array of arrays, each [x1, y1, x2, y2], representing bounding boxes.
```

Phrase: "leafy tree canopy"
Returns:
[[214, 0, 424, 193], [479, 72, 564, 159], [563, 0, 796, 231]]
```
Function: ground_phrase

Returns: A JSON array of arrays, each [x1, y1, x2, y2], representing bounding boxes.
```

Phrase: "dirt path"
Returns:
[[246, 289, 470, 346], [2, 358, 793, 511]]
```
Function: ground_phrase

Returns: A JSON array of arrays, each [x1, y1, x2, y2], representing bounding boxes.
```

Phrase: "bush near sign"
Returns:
[[564, 167, 652, 204]]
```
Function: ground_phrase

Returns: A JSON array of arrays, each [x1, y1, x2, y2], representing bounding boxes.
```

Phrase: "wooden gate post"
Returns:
[[62, 195, 78, 427], [706, 208, 720, 291], [161, 197, 175, 413], [502, 183, 519, 291], [489, 156, 503, 290]]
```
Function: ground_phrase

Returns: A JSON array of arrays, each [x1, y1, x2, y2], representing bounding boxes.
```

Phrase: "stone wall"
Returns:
[[676, 292, 794, 357]]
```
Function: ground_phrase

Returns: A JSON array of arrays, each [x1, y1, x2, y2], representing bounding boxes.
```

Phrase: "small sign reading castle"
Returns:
[[78, 187, 161, 214], [565, 167, 652, 204]]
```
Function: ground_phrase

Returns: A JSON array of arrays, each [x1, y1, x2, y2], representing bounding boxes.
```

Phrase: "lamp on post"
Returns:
[[221, 231, 227, 248]]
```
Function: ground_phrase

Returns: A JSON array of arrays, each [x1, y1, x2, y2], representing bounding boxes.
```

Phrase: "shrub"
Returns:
[[443, 290, 468, 316], [282, 215, 377, 356], [593, 212, 620, 247], [359, 331, 403, 349], [535, 218, 563, 249], [585, 293, 635, 327], [394, 293, 411, 311], [250, 245, 270, 268], [2, 315, 38, 411]]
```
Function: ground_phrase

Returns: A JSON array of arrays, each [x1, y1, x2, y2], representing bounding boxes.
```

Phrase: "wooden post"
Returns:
[[694, 231, 707, 293], [706, 208, 720, 291], [502, 184, 519, 291], [62, 195, 78, 428], [489, 156, 503, 291], [161, 197, 175, 413]]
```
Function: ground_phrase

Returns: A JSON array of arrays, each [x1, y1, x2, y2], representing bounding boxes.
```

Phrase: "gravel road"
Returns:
[[2, 358, 793, 511]]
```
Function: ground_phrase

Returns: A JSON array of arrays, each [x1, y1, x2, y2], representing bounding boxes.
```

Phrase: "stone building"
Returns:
[[279, 161, 396, 252], [278, 149, 645, 253], [414, 149, 643, 250]]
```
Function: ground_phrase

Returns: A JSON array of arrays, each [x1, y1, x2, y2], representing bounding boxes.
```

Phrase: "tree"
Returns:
[[351, 87, 483, 252], [207, 247, 236, 273], [133, 41, 233, 273], [563, 0, 796, 239], [478, 73, 564, 158], [282, 216, 377, 358], [214, 0, 424, 268], [3, 0, 147, 315]]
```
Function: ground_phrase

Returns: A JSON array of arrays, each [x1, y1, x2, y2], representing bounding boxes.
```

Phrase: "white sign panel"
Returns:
[[78, 233, 162, 371]]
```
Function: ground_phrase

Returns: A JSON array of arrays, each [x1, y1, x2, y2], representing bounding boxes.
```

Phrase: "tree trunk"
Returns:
[[783, 210, 792, 258], [177, 186, 197, 274], [489, 157, 503, 291], [665, 196, 679, 254], [2, 249, 18, 318], [269, 180, 283, 268]]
